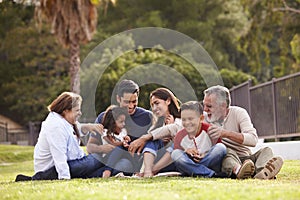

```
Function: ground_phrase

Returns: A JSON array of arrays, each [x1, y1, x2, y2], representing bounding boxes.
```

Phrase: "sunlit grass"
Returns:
[[0, 145, 299, 200]]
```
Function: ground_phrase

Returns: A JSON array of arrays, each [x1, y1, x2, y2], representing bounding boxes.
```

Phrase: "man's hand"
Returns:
[[128, 134, 152, 156], [207, 125, 223, 144]]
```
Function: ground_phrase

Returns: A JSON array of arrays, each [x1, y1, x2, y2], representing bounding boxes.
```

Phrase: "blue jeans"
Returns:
[[32, 153, 104, 180], [104, 146, 142, 174], [88, 157, 133, 177], [171, 143, 227, 177], [143, 140, 177, 173], [142, 140, 165, 156]]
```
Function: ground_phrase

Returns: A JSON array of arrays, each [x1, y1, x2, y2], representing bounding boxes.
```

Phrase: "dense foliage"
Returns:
[[0, 0, 299, 124]]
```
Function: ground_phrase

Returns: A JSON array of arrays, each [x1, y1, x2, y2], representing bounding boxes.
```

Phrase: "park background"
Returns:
[[1, 0, 300, 145], [0, 1, 300, 200]]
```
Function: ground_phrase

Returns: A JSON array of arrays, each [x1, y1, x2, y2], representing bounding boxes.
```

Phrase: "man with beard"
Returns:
[[203, 85, 283, 179]]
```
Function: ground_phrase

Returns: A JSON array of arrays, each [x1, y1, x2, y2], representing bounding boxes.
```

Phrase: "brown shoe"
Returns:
[[237, 159, 255, 179], [254, 156, 283, 180]]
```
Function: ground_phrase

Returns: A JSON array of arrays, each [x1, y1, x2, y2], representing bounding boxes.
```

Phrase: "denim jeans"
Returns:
[[142, 140, 165, 156], [32, 153, 104, 180], [104, 146, 142, 174], [171, 143, 227, 177], [88, 157, 133, 177], [142, 140, 178, 173]]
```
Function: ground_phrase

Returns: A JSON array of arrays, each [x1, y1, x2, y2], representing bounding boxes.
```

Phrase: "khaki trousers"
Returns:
[[222, 147, 274, 176]]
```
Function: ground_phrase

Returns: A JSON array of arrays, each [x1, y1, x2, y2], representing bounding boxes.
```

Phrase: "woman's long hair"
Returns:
[[150, 88, 181, 130]]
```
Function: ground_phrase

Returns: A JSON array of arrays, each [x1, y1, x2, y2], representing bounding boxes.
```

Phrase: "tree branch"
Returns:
[[273, 0, 300, 14]]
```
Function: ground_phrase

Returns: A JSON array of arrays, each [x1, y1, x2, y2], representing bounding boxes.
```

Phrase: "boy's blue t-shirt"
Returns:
[[95, 107, 152, 140]]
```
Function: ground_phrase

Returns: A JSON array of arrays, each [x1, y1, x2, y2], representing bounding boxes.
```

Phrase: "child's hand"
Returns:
[[191, 153, 205, 163], [122, 136, 131, 148], [186, 148, 203, 163]]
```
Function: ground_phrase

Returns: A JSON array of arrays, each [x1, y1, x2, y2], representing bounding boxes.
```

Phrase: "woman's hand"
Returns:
[[162, 136, 172, 145], [165, 114, 175, 125], [81, 123, 104, 135], [100, 144, 115, 154]]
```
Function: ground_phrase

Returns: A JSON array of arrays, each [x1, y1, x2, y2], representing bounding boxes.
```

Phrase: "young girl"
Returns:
[[141, 87, 182, 177], [171, 101, 227, 177], [99, 105, 134, 178], [101, 105, 130, 148]]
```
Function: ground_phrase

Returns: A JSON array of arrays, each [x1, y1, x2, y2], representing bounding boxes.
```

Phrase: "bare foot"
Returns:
[[143, 171, 153, 178]]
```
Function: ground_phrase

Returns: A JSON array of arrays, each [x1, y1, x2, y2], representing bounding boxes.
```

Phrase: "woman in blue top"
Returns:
[[15, 92, 105, 181]]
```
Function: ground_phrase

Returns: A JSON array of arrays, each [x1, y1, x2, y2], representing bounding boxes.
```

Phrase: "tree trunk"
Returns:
[[69, 41, 80, 94]]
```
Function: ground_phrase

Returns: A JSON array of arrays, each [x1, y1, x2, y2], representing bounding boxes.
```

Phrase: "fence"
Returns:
[[0, 121, 8, 143], [0, 127, 29, 145], [0, 121, 41, 145], [230, 72, 300, 141]]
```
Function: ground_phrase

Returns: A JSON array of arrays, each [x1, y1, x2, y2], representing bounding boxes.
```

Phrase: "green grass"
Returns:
[[0, 145, 299, 200]]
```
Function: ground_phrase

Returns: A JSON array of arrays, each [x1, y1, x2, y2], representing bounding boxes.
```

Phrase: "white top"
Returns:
[[34, 112, 85, 179], [101, 128, 128, 145]]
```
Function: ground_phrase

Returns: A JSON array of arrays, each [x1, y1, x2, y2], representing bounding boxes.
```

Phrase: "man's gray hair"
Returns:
[[204, 85, 231, 107]]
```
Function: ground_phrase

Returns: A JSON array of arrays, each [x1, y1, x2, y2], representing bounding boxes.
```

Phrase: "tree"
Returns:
[[34, 0, 99, 94], [239, 0, 300, 81], [1, 22, 69, 124]]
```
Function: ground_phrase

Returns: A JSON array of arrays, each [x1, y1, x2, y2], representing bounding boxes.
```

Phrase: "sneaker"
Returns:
[[212, 172, 229, 178], [15, 174, 32, 182], [254, 156, 283, 180], [236, 159, 255, 179], [114, 172, 125, 178]]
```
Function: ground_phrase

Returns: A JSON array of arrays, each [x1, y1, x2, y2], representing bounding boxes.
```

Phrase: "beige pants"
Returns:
[[222, 147, 274, 176]]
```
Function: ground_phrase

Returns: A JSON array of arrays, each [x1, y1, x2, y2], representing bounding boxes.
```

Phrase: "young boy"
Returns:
[[171, 101, 227, 178]]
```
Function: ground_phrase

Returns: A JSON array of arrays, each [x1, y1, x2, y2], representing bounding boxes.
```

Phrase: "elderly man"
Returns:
[[203, 85, 283, 179]]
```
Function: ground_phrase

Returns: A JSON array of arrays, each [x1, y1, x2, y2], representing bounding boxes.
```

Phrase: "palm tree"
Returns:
[[34, 0, 114, 94]]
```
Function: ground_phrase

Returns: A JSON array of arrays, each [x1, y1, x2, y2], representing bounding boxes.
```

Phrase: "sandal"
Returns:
[[254, 156, 283, 180]]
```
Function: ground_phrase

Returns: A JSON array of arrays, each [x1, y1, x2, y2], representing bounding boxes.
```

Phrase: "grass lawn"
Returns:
[[0, 145, 299, 200]]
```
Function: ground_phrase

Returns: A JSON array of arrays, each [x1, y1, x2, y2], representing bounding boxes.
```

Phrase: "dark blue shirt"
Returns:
[[95, 107, 152, 140]]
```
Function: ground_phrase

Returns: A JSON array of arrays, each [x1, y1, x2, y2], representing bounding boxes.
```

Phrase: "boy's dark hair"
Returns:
[[117, 79, 139, 97], [180, 101, 203, 115]]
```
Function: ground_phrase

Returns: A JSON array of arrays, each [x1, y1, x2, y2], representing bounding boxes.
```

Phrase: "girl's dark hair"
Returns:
[[101, 105, 128, 136], [181, 101, 203, 115], [150, 88, 181, 130]]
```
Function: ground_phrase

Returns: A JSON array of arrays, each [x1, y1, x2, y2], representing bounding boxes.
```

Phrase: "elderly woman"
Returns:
[[15, 92, 104, 181]]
